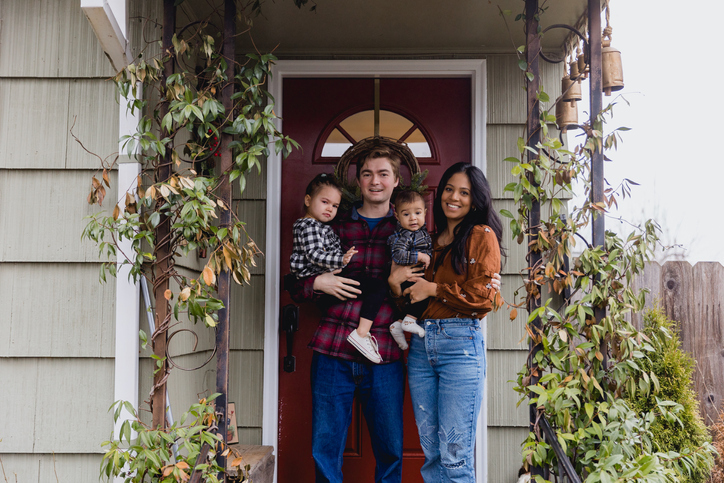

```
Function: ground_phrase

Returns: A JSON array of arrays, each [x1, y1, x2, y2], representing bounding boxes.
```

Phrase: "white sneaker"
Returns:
[[347, 330, 383, 363], [389, 321, 408, 350], [402, 315, 426, 337]]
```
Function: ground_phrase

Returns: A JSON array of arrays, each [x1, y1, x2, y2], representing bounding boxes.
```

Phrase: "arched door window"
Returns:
[[316, 109, 435, 160]]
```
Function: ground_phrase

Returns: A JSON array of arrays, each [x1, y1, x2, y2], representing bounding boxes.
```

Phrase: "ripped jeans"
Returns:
[[408, 318, 485, 482]]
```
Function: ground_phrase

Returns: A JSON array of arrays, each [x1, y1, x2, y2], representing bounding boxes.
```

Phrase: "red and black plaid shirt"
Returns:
[[287, 204, 402, 363]]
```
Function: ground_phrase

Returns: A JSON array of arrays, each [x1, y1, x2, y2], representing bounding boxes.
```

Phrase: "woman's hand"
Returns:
[[491, 272, 501, 291], [388, 261, 425, 297], [313, 270, 362, 300], [403, 279, 437, 304]]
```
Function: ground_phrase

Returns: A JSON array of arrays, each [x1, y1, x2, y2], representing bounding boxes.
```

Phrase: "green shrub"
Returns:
[[626, 307, 715, 482]]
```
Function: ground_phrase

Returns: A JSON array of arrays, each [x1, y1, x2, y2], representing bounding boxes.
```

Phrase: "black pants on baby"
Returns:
[[400, 280, 429, 320]]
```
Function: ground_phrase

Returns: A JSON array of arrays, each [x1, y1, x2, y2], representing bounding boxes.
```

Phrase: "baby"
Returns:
[[289, 173, 387, 363], [387, 190, 433, 350]]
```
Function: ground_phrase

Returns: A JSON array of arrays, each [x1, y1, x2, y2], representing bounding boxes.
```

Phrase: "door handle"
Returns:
[[281, 304, 299, 373]]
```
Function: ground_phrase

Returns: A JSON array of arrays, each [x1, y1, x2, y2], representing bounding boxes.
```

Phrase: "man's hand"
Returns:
[[342, 246, 358, 265], [417, 252, 431, 269], [313, 270, 362, 300]]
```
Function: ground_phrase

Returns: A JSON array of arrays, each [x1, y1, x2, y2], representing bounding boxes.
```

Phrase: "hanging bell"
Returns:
[[602, 38, 624, 96], [569, 58, 580, 81], [562, 74, 582, 103], [555, 96, 578, 133]]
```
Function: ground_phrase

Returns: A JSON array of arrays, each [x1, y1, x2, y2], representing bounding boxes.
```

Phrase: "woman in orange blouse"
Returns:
[[389, 162, 504, 482]]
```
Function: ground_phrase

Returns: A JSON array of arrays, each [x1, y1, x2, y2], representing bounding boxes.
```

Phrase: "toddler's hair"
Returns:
[[393, 190, 426, 208], [305, 173, 342, 199]]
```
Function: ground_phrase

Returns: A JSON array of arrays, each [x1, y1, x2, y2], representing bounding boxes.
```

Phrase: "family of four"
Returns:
[[287, 145, 504, 483]]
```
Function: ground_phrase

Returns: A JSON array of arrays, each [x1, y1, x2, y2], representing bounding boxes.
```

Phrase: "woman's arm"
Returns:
[[434, 228, 502, 314]]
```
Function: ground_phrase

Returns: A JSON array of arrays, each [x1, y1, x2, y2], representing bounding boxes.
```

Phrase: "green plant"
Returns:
[[625, 308, 715, 482], [101, 394, 250, 483], [504, 6, 701, 482]]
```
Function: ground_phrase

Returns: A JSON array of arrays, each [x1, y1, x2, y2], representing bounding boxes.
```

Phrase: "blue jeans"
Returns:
[[310, 352, 404, 483], [408, 318, 486, 482]]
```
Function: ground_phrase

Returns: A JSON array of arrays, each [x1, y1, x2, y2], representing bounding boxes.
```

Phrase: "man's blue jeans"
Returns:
[[311, 352, 404, 483], [408, 318, 486, 482]]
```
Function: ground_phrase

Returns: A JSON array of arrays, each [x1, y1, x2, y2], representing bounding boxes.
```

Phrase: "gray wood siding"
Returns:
[[0, 358, 114, 453], [0, 0, 114, 78], [0, 454, 102, 483], [0, 170, 117, 262], [0, 263, 115, 357], [0, 78, 119, 169]]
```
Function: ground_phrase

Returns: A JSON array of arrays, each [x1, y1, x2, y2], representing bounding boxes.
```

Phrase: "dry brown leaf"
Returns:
[[202, 266, 215, 286], [509, 308, 518, 321], [164, 289, 173, 300], [179, 287, 191, 301]]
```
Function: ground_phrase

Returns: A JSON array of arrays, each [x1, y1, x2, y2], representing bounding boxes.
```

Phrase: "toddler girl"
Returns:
[[289, 173, 387, 363]]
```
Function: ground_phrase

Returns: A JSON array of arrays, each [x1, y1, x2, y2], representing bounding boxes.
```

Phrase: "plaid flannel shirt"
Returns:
[[286, 204, 402, 363], [387, 223, 433, 265], [289, 217, 347, 278]]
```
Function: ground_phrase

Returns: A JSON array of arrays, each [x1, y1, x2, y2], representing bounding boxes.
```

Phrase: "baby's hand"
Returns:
[[417, 252, 431, 269], [343, 246, 358, 265]]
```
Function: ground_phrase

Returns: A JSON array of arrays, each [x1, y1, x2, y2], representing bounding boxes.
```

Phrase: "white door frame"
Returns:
[[262, 59, 488, 483]]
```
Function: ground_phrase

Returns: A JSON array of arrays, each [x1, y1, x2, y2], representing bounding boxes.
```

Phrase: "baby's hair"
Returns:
[[306, 173, 342, 199], [393, 190, 426, 208]]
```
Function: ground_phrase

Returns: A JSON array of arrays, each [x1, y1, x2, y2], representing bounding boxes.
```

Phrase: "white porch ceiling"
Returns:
[[182, 0, 589, 57]]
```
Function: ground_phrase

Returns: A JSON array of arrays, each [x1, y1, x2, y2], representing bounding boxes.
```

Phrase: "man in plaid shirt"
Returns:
[[287, 148, 414, 483]]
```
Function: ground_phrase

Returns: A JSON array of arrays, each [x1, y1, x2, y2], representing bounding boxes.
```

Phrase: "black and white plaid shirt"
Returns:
[[387, 223, 433, 265], [290, 217, 347, 278]]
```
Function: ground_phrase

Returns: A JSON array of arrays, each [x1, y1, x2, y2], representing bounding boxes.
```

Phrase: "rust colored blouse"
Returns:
[[421, 224, 502, 321]]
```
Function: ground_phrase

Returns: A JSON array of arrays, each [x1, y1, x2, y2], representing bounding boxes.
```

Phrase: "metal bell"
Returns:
[[555, 96, 578, 133], [602, 38, 624, 96], [562, 75, 582, 103], [569, 58, 580, 80]]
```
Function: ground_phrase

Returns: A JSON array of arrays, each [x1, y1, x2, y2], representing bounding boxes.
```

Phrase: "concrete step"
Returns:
[[226, 444, 275, 482]]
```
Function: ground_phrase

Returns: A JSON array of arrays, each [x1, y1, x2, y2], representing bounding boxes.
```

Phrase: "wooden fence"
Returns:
[[630, 261, 724, 426]]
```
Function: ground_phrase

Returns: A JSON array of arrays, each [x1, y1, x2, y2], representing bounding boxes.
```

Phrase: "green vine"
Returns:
[[82, 4, 298, 481], [506, 10, 715, 482]]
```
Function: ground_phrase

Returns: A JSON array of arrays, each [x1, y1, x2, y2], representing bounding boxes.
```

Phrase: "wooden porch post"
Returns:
[[524, 0, 545, 478]]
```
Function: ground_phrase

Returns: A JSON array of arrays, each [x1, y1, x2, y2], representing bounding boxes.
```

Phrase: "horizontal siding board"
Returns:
[[238, 200, 267, 276], [485, 274, 527, 350], [487, 349, 528, 427], [231, 275, 266, 350], [488, 427, 528, 482], [0, 170, 117, 262], [0, 0, 113, 78], [0, 263, 115, 357], [229, 350, 264, 426], [0, 79, 70, 169], [487, 54, 564, 125], [0, 454, 102, 483], [66, 80, 120, 169], [233, 156, 267, 200], [236, 427, 262, 445], [0, 358, 113, 453]]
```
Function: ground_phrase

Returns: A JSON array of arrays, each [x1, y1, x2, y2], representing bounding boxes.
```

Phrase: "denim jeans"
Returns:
[[408, 318, 486, 482], [310, 352, 404, 483]]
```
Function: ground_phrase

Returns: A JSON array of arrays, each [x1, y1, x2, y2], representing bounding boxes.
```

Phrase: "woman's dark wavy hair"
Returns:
[[432, 162, 505, 274]]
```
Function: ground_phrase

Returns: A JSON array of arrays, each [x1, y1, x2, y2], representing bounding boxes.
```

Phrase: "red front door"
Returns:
[[278, 76, 472, 482]]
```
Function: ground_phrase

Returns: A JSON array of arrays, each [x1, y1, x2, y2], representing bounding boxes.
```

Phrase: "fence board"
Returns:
[[633, 261, 724, 425], [691, 262, 724, 424]]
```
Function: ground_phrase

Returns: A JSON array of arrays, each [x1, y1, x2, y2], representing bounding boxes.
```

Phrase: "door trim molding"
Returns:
[[263, 59, 487, 483]]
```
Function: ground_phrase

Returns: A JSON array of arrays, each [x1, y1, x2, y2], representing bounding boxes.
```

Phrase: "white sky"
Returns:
[[566, 1, 724, 264]]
